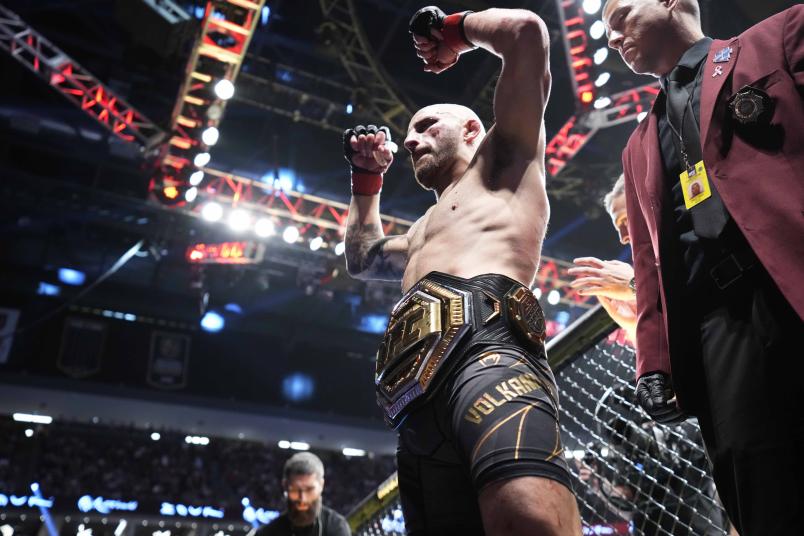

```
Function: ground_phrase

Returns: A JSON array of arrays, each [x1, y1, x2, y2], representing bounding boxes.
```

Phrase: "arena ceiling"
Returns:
[[0, 0, 796, 437]]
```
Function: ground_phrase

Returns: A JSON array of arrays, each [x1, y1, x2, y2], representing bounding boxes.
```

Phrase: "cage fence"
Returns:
[[348, 307, 730, 535]]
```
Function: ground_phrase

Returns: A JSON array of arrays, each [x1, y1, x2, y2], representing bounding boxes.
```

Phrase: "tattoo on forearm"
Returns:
[[345, 223, 404, 279]]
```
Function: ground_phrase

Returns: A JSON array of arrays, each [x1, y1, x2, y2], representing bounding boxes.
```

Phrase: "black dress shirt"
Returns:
[[657, 37, 736, 291]]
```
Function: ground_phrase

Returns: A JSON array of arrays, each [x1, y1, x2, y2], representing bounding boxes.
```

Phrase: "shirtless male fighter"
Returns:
[[342, 6, 580, 536]]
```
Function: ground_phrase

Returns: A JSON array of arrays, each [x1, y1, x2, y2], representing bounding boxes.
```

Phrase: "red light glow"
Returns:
[[186, 241, 263, 265]]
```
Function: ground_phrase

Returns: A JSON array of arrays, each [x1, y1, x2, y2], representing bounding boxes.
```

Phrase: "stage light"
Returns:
[[151, 432, 161, 441], [547, 289, 561, 305], [37, 282, 60, 296], [214, 79, 235, 100], [185, 435, 210, 445], [637, 111, 649, 122], [580, 90, 594, 104], [335, 241, 345, 255], [189, 170, 204, 186], [24, 428, 34, 438], [594, 72, 611, 87], [583, 0, 601, 15], [201, 126, 219, 146], [594, 47, 609, 65], [345, 103, 353, 114], [276, 169, 295, 192], [282, 226, 300, 244], [193, 152, 211, 167], [13, 413, 52, 424], [228, 209, 251, 232], [533, 287, 543, 299], [261, 5, 271, 25], [163, 185, 180, 199], [58, 268, 86, 286], [309, 236, 324, 251], [200, 311, 225, 332], [342, 447, 366, 457], [224, 303, 243, 314], [282, 373, 315, 402], [254, 218, 276, 237], [289, 441, 310, 451], [201, 202, 223, 222], [359, 314, 389, 334], [185, 187, 198, 203], [278, 440, 290, 449], [590, 20, 606, 40], [594, 97, 612, 109]]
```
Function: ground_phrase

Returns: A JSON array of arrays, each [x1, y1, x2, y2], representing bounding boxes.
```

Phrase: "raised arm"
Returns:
[[410, 7, 551, 157], [466, 9, 551, 155], [341, 125, 408, 281]]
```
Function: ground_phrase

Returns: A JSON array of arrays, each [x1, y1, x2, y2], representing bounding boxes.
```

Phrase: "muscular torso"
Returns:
[[402, 130, 550, 293]]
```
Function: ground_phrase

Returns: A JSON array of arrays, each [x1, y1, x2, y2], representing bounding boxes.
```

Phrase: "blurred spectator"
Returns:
[[568, 175, 638, 342], [0, 417, 394, 517], [256, 452, 350, 536]]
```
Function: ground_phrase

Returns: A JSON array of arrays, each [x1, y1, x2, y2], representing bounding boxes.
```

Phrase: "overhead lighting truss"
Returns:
[[318, 0, 414, 137], [557, 0, 599, 108], [182, 168, 592, 307], [234, 56, 359, 134], [0, 5, 166, 149], [545, 82, 659, 178], [160, 0, 265, 174]]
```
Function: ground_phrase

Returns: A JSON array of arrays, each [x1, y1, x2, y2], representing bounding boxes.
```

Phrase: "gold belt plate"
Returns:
[[375, 279, 472, 423]]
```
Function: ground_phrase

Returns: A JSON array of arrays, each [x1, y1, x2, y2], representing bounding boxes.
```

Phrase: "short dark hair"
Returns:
[[283, 452, 325, 481]]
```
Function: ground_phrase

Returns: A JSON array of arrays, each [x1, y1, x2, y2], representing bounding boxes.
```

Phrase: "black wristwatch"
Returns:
[[628, 277, 636, 294]]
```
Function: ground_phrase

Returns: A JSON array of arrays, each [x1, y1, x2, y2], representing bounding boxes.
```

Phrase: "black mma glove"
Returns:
[[342, 124, 393, 196], [635, 371, 687, 424]]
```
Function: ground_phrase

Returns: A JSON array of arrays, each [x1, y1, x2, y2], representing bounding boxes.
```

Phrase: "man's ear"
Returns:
[[662, 0, 681, 12], [463, 119, 483, 144]]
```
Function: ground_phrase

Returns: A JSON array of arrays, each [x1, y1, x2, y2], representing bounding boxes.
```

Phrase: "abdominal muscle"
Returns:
[[401, 178, 549, 293]]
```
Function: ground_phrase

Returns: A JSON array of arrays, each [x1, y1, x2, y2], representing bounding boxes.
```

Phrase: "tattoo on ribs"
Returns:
[[345, 223, 404, 278]]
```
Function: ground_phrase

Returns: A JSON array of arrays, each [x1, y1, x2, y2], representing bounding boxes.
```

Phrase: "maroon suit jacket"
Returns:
[[621, 6, 804, 404]]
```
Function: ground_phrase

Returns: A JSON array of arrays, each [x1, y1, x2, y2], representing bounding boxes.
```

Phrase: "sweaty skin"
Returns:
[[401, 106, 550, 292], [344, 9, 552, 295]]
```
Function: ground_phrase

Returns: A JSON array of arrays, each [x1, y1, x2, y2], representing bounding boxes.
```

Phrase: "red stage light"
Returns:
[[580, 91, 594, 104]]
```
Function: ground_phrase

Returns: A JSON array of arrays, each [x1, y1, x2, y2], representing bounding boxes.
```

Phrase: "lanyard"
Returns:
[[664, 60, 705, 172]]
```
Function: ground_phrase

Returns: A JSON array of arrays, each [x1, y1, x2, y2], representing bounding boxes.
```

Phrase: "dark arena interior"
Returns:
[[0, 1, 800, 535]]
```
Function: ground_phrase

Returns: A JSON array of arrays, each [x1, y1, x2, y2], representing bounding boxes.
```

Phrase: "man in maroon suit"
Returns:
[[602, 1, 803, 534]]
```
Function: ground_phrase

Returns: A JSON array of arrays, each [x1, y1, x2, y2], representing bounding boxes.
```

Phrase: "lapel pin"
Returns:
[[713, 46, 732, 63], [712, 65, 724, 77]]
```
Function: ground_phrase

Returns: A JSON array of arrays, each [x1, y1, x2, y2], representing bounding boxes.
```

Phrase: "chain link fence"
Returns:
[[349, 307, 731, 535], [558, 334, 729, 535]]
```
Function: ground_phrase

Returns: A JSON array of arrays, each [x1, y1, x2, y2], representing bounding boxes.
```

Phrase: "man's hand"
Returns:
[[598, 296, 637, 342], [343, 125, 394, 175], [569, 257, 636, 301], [635, 372, 687, 424], [409, 6, 474, 74]]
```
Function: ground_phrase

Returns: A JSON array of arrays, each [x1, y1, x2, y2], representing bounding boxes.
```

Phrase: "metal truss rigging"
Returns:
[[318, 0, 414, 137], [0, 5, 166, 150], [162, 0, 266, 172], [234, 56, 367, 134]]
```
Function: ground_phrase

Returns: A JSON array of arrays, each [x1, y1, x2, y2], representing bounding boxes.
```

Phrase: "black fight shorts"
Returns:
[[396, 343, 573, 535]]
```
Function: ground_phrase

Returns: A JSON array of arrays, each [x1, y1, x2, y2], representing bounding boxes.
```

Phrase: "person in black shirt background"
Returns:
[[256, 452, 351, 536]]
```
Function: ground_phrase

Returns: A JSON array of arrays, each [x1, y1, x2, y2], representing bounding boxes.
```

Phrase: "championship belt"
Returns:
[[375, 278, 473, 427], [505, 286, 546, 347]]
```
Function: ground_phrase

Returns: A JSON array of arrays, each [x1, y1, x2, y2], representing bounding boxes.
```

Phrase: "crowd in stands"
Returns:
[[0, 417, 395, 515]]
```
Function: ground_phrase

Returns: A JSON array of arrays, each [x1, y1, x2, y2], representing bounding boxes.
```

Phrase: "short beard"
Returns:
[[413, 136, 459, 190], [287, 497, 322, 528]]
